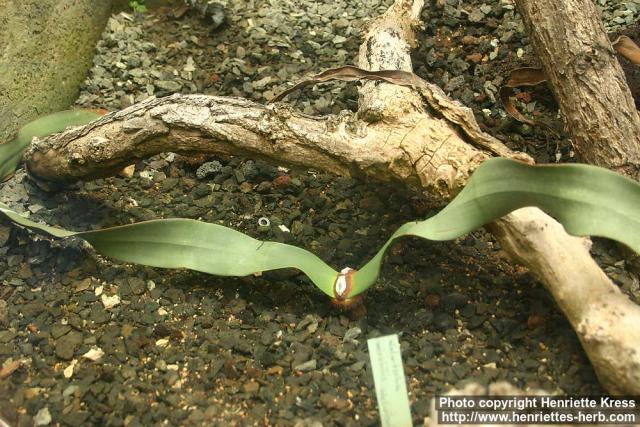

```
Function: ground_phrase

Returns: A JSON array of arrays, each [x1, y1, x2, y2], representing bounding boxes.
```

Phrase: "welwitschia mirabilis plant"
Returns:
[[1, 111, 639, 303]]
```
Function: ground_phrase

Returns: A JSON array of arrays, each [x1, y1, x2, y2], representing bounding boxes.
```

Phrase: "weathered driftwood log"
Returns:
[[515, 0, 640, 180], [22, 0, 640, 394], [25, 94, 489, 199]]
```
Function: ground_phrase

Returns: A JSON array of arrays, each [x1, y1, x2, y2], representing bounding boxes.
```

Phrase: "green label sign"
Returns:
[[368, 334, 413, 427]]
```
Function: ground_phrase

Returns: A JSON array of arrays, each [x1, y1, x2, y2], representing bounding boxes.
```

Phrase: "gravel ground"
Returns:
[[2, 0, 640, 426]]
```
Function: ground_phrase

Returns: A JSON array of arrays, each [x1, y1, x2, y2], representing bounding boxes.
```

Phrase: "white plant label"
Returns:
[[367, 334, 413, 427]]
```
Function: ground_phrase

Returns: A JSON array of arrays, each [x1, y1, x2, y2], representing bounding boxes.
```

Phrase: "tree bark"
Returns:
[[24, 94, 491, 199], [0, 0, 113, 144], [515, 0, 640, 180], [17, 0, 640, 394]]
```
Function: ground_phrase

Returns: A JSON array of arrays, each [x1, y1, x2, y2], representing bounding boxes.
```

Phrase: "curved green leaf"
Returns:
[[0, 206, 338, 297], [0, 110, 103, 181], [351, 158, 640, 296]]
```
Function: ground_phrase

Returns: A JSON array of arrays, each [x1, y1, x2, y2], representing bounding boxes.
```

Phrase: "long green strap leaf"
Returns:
[[1, 111, 640, 301], [0, 208, 338, 296], [352, 158, 640, 296]]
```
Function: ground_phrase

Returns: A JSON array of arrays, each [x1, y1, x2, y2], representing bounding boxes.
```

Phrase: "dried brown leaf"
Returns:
[[499, 87, 538, 127], [504, 67, 547, 88], [499, 67, 556, 133], [613, 35, 640, 65], [269, 65, 423, 103]]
